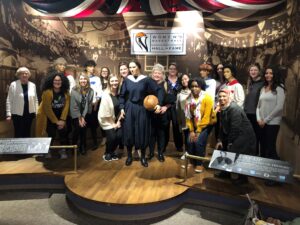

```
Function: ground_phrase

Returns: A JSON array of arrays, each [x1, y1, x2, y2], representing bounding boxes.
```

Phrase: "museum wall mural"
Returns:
[[0, 0, 299, 144]]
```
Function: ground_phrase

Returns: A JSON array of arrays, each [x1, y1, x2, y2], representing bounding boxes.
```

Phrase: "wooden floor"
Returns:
[[0, 146, 300, 214]]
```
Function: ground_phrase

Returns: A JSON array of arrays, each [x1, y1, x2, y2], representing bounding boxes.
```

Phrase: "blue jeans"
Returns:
[[187, 127, 211, 166]]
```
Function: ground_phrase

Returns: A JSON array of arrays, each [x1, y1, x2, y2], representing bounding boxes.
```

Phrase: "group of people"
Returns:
[[6, 58, 286, 180]]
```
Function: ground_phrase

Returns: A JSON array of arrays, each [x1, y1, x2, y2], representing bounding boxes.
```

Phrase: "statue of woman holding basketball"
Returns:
[[119, 59, 163, 167]]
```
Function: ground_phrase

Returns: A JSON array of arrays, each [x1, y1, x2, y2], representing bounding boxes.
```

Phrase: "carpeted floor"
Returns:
[[0, 191, 245, 225]]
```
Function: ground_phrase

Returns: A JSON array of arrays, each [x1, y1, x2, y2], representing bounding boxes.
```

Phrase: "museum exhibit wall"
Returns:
[[0, 0, 299, 174]]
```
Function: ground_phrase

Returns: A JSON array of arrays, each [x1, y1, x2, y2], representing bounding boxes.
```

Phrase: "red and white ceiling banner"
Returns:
[[23, 0, 287, 17], [215, 0, 285, 10]]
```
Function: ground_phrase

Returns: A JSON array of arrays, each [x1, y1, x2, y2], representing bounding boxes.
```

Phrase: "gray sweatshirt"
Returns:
[[256, 86, 285, 125]]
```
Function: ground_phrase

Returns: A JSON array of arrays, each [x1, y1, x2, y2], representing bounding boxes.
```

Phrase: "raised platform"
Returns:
[[0, 147, 300, 221]]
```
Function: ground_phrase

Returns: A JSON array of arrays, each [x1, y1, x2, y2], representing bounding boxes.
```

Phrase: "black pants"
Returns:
[[149, 117, 167, 155], [165, 106, 183, 150], [260, 124, 280, 159], [12, 114, 35, 138], [182, 128, 189, 152], [86, 109, 99, 145], [72, 118, 87, 149], [46, 121, 69, 145], [105, 128, 122, 155], [246, 113, 261, 156]]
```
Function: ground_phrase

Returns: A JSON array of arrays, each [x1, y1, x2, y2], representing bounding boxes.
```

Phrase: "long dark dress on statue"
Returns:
[[119, 75, 163, 150]]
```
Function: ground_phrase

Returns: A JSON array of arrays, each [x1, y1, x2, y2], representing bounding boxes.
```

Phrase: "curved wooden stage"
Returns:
[[0, 147, 300, 221]]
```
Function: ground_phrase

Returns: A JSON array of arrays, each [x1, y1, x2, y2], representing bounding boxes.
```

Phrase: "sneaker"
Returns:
[[103, 154, 112, 162], [194, 165, 204, 173], [180, 154, 186, 160], [111, 153, 119, 161], [59, 149, 68, 159]]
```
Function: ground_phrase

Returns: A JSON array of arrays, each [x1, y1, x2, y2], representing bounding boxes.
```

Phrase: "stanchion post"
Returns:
[[74, 145, 77, 173], [49, 145, 78, 173]]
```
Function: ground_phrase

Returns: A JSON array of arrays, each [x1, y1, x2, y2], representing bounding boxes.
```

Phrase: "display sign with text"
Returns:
[[130, 29, 186, 55], [0, 138, 51, 154], [209, 150, 293, 183]]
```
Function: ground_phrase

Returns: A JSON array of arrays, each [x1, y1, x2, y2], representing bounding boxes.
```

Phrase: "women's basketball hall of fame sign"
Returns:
[[130, 29, 186, 55]]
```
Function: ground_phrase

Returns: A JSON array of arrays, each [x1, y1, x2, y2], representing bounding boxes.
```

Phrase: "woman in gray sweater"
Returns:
[[70, 74, 95, 155], [256, 66, 285, 160]]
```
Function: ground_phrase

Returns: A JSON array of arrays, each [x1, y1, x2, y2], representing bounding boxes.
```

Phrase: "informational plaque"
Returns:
[[130, 29, 186, 55], [0, 138, 51, 154], [209, 150, 293, 183]]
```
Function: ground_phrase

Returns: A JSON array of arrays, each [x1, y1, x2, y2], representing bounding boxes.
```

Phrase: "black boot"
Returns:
[[140, 149, 148, 167], [125, 148, 133, 166], [80, 145, 86, 155], [157, 151, 165, 162]]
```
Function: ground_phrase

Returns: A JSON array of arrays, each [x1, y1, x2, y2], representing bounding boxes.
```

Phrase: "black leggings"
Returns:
[[105, 128, 122, 155], [72, 118, 87, 148]]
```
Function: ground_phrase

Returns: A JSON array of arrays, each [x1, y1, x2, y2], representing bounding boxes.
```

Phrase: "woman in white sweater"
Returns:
[[256, 66, 285, 160], [223, 65, 245, 108], [98, 74, 122, 161], [6, 67, 38, 137]]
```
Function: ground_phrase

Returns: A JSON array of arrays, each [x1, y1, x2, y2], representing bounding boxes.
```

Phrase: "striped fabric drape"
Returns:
[[23, 0, 286, 17]]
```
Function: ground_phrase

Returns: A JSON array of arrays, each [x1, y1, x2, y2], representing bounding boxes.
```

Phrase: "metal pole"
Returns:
[[49, 145, 78, 173], [182, 152, 211, 182]]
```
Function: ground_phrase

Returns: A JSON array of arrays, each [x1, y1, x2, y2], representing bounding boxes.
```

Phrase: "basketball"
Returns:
[[143, 95, 159, 111]]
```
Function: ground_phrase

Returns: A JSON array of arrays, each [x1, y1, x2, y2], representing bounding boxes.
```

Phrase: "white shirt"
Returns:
[[6, 80, 39, 117], [89, 75, 102, 99]]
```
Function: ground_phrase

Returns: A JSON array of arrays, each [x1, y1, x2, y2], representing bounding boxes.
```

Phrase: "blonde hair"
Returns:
[[107, 74, 120, 93], [74, 73, 90, 92], [16, 67, 31, 78], [151, 63, 165, 82]]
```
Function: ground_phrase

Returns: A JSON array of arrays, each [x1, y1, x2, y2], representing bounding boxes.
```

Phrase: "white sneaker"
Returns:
[[180, 154, 186, 160], [194, 165, 204, 173], [59, 149, 68, 159]]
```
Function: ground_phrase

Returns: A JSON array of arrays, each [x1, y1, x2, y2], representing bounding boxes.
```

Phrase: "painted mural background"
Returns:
[[0, 0, 299, 144]]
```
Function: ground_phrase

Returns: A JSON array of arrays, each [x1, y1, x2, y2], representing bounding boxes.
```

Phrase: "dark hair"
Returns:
[[129, 59, 142, 70], [119, 61, 128, 70], [42, 72, 70, 93], [214, 63, 224, 82], [83, 60, 96, 68], [100, 66, 111, 76], [199, 63, 213, 72], [178, 73, 190, 89], [188, 77, 206, 91], [223, 64, 236, 77], [263, 65, 285, 93]]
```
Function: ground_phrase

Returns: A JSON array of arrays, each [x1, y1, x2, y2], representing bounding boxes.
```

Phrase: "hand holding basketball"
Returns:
[[143, 95, 159, 111]]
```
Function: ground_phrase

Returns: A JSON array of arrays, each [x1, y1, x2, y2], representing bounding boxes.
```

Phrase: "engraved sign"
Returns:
[[209, 150, 293, 183], [0, 138, 51, 154]]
